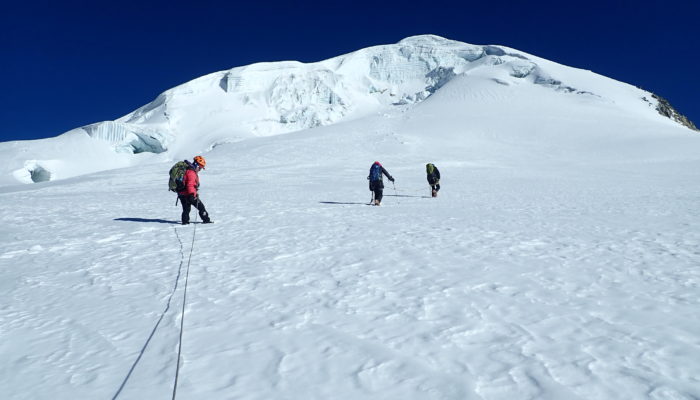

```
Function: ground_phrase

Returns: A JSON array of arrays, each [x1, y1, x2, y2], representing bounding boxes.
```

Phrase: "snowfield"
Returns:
[[1, 35, 700, 399]]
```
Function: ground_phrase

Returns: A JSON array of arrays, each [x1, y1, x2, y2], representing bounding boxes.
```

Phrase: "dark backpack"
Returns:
[[168, 161, 189, 192], [369, 164, 382, 181]]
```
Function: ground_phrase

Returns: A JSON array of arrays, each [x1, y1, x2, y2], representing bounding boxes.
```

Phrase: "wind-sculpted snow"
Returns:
[[0, 34, 695, 185], [120, 93, 171, 125]]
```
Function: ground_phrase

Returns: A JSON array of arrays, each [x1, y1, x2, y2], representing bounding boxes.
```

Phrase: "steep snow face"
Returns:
[[0, 35, 691, 185]]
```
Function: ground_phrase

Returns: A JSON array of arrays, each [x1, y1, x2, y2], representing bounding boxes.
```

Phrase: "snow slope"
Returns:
[[2, 65, 700, 400], [0, 35, 691, 186]]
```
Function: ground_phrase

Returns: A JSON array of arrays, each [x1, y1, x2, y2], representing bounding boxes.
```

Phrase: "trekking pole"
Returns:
[[392, 182, 400, 205]]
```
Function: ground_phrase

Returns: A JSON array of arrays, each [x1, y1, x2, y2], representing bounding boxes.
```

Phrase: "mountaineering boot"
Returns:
[[432, 190, 437, 198], [202, 220, 214, 224], [182, 221, 190, 225], [374, 200, 381, 206]]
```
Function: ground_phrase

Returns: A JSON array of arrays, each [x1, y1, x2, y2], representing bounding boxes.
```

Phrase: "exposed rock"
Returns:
[[652, 94, 698, 131]]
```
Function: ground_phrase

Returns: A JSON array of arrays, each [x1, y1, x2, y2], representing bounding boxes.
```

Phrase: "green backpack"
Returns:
[[168, 161, 189, 192]]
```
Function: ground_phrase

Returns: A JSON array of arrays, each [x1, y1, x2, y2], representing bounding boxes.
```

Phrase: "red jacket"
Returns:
[[178, 168, 199, 196]]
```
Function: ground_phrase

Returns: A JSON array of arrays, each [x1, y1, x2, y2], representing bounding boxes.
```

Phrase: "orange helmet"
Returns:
[[193, 155, 206, 169]]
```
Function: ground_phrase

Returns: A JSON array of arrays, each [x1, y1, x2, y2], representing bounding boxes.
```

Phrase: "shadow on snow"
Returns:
[[384, 194, 432, 198], [114, 218, 180, 224], [319, 201, 370, 205]]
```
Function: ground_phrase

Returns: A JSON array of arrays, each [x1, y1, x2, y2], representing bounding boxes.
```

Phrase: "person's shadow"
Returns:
[[114, 218, 179, 224], [319, 201, 370, 205], [384, 194, 430, 198]]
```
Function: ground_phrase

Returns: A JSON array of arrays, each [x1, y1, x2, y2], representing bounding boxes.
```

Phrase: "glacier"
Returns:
[[1, 35, 695, 186]]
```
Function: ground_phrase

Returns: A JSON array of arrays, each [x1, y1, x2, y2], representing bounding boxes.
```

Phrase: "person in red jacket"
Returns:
[[178, 155, 213, 225]]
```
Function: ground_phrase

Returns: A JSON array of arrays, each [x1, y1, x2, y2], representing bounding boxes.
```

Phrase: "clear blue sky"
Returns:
[[1, 0, 697, 142]]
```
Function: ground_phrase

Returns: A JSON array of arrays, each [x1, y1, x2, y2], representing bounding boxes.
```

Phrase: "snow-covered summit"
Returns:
[[0, 34, 695, 185]]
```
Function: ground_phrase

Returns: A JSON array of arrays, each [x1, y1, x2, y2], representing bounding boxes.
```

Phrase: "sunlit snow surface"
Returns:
[[1, 35, 700, 399]]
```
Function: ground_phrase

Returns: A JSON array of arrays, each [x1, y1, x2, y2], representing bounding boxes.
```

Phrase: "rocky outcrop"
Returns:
[[652, 94, 698, 131]]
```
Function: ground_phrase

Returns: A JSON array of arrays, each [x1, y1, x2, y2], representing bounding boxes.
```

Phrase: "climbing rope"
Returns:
[[111, 225, 187, 400], [171, 208, 198, 400]]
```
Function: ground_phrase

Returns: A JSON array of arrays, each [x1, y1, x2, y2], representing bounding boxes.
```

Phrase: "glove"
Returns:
[[389, 177, 395, 182]]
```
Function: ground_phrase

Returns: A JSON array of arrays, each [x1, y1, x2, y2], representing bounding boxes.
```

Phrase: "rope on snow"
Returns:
[[111, 225, 188, 400], [171, 207, 198, 400]]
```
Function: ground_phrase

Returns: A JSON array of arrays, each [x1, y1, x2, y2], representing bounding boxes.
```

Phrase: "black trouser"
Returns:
[[428, 176, 440, 193], [370, 181, 384, 203], [373, 188, 384, 202], [179, 194, 210, 223]]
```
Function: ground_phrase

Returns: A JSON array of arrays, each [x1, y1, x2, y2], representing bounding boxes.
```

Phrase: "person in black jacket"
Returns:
[[426, 163, 440, 197], [367, 161, 394, 206]]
